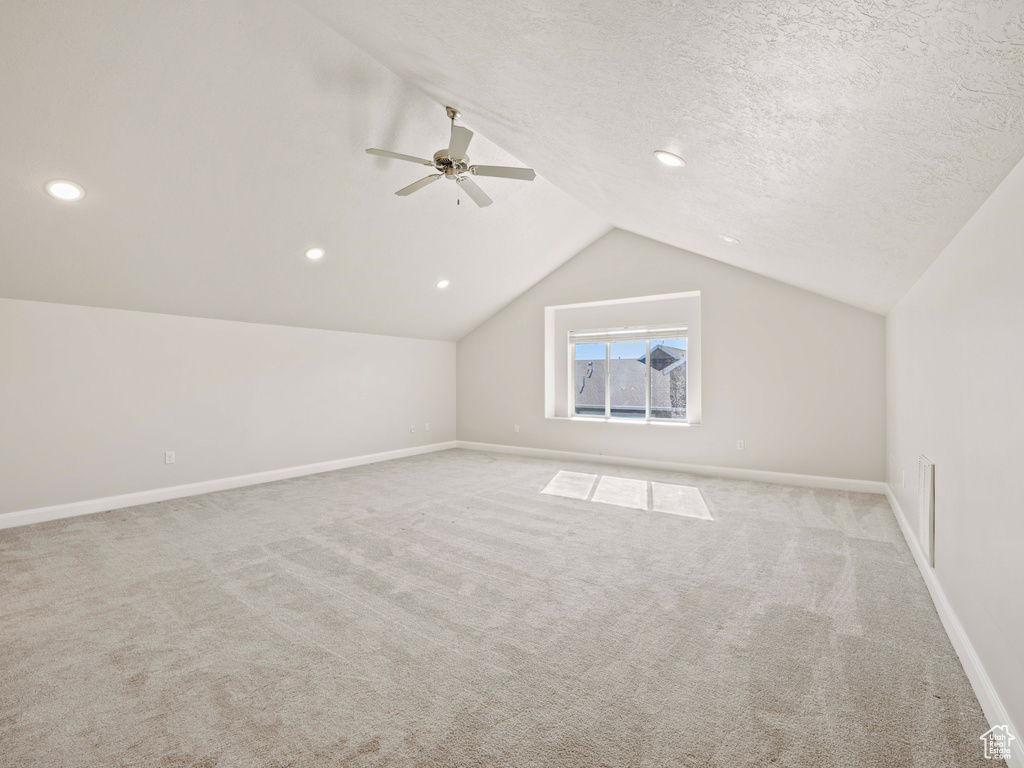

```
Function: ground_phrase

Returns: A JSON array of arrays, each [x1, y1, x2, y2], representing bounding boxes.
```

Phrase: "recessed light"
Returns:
[[305, 247, 325, 260], [45, 179, 85, 201], [653, 150, 685, 167], [436, 279, 450, 289], [718, 234, 740, 244]]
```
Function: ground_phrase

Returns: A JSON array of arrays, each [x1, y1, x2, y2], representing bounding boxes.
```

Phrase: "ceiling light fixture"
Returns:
[[436, 279, 450, 289], [45, 179, 85, 201], [718, 234, 740, 244], [305, 247, 325, 260], [653, 150, 685, 167]]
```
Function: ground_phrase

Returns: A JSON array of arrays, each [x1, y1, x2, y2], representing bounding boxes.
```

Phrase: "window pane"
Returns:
[[648, 338, 686, 420], [574, 343, 605, 416], [608, 341, 647, 419]]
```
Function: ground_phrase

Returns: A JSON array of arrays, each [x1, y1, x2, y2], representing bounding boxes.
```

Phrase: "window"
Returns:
[[570, 326, 687, 421], [545, 291, 700, 424]]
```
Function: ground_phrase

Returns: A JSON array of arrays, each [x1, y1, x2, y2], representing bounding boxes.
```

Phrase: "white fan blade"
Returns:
[[366, 148, 435, 166], [395, 174, 442, 196], [470, 165, 536, 181], [448, 126, 473, 159], [458, 177, 492, 207]]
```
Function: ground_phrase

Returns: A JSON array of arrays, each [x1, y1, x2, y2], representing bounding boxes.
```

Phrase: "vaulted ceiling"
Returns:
[[0, 0, 607, 340], [304, 0, 1024, 314], [3, 0, 1023, 339]]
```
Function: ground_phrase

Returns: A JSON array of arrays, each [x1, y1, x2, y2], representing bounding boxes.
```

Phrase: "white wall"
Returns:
[[887, 156, 1024, 735], [457, 229, 886, 482], [0, 298, 456, 517]]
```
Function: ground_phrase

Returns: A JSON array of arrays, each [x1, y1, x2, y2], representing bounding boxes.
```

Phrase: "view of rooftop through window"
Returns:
[[574, 337, 687, 420]]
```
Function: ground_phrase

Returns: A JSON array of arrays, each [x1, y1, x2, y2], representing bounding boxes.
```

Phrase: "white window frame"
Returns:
[[569, 325, 687, 422], [544, 291, 701, 425]]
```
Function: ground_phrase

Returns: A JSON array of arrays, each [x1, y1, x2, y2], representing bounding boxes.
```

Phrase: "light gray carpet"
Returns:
[[0, 449, 997, 767]]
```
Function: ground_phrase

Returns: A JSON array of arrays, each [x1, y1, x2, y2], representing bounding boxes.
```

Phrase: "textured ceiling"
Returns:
[[306, 0, 1024, 313], [0, 0, 607, 340]]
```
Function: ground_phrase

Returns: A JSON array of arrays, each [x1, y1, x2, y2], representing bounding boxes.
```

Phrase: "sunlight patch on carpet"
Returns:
[[591, 476, 648, 510], [542, 471, 712, 519], [651, 482, 713, 519], [540, 470, 597, 499]]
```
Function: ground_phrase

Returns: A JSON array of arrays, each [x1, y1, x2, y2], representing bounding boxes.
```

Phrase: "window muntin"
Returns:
[[570, 328, 687, 422]]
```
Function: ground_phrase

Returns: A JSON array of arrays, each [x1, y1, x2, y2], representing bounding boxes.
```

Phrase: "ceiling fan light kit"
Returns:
[[366, 106, 536, 207]]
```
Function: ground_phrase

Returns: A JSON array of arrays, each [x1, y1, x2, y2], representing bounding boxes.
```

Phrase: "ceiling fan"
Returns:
[[366, 106, 536, 207]]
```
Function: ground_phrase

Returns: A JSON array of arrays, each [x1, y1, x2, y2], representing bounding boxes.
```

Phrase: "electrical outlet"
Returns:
[[410, 424, 416, 434], [736, 440, 744, 450], [514, 424, 519, 433], [425, 423, 430, 432], [165, 451, 175, 464]]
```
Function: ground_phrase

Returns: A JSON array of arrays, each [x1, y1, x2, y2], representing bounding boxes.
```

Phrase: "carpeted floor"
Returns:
[[0, 449, 998, 767]]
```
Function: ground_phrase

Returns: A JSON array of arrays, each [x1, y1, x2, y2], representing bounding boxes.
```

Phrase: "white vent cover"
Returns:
[[918, 455, 935, 567]]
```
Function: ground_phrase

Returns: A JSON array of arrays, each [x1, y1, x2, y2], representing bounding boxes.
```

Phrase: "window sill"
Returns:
[[546, 416, 700, 427]]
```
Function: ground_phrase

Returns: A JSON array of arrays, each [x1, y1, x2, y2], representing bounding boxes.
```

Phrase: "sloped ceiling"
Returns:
[[305, 0, 1024, 314], [0, 0, 608, 340]]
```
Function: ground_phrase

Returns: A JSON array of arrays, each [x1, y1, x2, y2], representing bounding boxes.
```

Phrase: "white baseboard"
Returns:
[[885, 485, 1022, 763], [455, 441, 886, 494], [0, 442, 457, 531]]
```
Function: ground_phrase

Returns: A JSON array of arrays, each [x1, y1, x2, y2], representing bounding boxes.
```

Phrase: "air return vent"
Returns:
[[918, 455, 935, 567]]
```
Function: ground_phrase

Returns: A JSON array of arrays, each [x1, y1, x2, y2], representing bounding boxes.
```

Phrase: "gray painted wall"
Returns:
[[887, 156, 1024, 735], [0, 298, 456, 516], [457, 229, 886, 482]]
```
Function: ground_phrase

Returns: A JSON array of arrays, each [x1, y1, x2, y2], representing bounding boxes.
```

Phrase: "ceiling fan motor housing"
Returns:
[[433, 149, 469, 178]]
